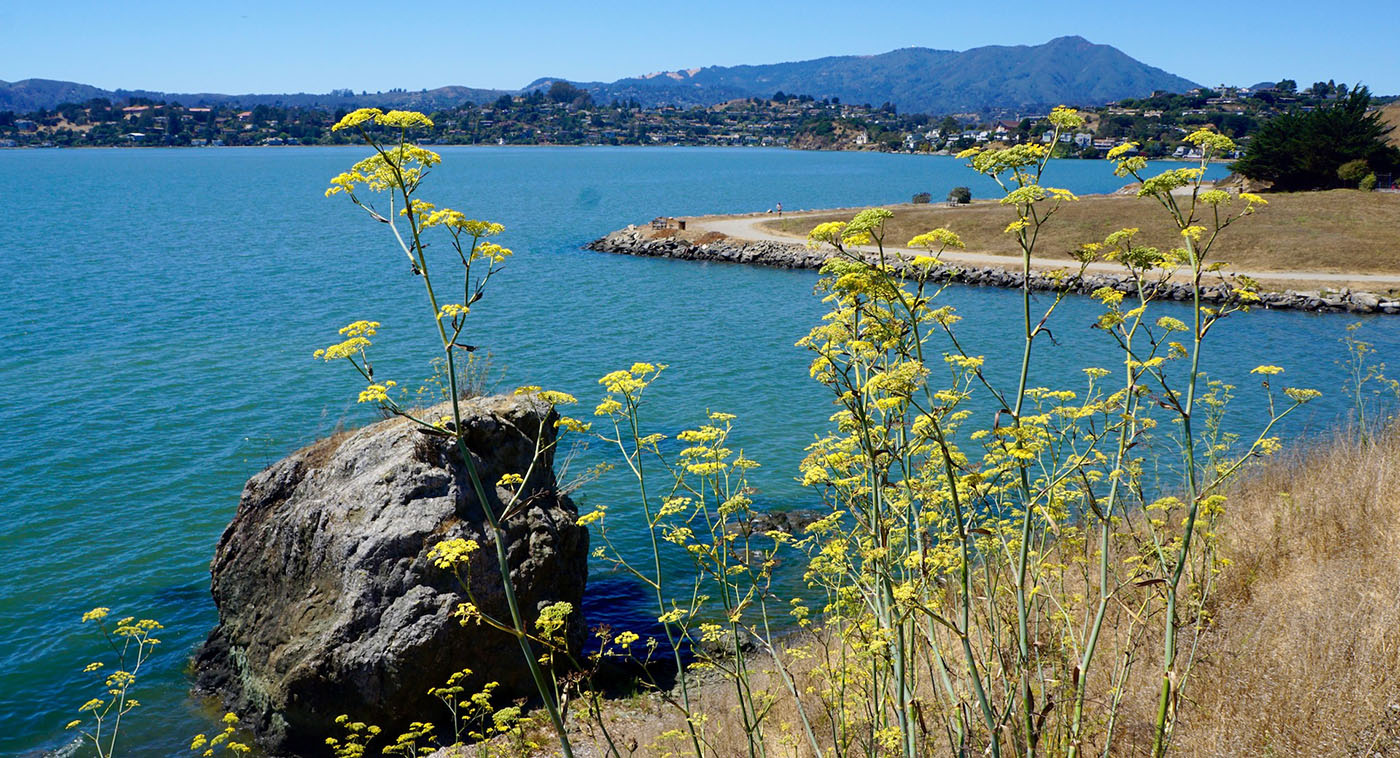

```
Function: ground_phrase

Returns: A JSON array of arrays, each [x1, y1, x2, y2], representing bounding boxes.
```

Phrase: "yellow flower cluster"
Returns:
[[471, 241, 512, 263], [838, 207, 893, 246], [420, 210, 506, 238], [1001, 184, 1077, 206], [907, 228, 964, 250], [966, 143, 1049, 176], [1137, 168, 1204, 198], [357, 381, 395, 404], [556, 416, 590, 433], [1283, 387, 1322, 403], [190, 713, 251, 756], [314, 321, 379, 361], [427, 538, 479, 569], [806, 221, 848, 249], [1184, 126, 1235, 154], [537, 390, 576, 406], [1106, 142, 1140, 160], [576, 506, 606, 526], [330, 108, 435, 132], [314, 337, 369, 362], [325, 145, 442, 197], [1047, 105, 1085, 129], [657, 608, 686, 624], [437, 304, 469, 320], [1113, 154, 1149, 178], [534, 601, 573, 638], [598, 362, 663, 396]]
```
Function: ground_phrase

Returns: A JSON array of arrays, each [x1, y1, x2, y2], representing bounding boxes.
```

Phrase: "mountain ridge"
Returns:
[[2, 36, 1199, 115]]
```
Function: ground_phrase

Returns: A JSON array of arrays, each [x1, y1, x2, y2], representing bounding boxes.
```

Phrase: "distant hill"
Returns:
[[0, 79, 112, 112], [0, 79, 510, 113], [1380, 101, 1400, 147], [3, 36, 1198, 115], [532, 37, 1200, 114]]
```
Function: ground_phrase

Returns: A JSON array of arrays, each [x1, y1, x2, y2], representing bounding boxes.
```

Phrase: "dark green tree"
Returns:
[[1232, 86, 1400, 191]]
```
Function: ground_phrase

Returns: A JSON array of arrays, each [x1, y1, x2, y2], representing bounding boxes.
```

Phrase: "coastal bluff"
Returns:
[[586, 226, 1399, 314], [194, 395, 588, 756]]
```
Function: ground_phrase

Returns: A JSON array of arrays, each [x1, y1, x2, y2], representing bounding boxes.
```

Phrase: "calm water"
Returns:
[[1, 146, 1392, 756]]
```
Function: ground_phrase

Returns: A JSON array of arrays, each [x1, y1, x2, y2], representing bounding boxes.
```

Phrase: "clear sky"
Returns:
[[3, 0, 1397, 96]]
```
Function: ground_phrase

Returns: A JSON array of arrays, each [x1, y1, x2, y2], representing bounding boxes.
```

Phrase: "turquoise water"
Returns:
[[1, 146, 1392, 756]]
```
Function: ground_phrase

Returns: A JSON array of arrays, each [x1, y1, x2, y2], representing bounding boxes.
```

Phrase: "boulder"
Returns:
[[195, 394, 588, 756]]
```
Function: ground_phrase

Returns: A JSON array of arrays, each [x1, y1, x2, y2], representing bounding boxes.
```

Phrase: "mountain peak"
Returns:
[[1, 37, 1198, 115], [555, 37, 1198, 114]]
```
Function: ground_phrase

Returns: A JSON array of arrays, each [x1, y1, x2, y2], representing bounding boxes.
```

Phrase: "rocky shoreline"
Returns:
[[586, 228, 1399, 315]]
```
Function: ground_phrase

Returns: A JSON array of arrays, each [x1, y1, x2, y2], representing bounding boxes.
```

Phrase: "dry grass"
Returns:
[[1166, 424, 1400, 757], [758, 191, 1400, 277], [1380, 102, 1400, 147]]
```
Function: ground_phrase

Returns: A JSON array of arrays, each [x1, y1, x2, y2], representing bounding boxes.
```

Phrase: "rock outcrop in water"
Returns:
[[586, 227, 1400, 315], [195, 395, 588, 756]]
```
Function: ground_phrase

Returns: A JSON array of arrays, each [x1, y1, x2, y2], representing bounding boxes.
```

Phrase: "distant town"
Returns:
[[0, 79, 1388, 160]]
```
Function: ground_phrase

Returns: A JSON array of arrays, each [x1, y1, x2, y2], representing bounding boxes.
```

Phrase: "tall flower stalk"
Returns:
[[321, 108, 583, 758]]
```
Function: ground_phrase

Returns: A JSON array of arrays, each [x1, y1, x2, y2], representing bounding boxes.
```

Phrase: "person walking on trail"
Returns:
[[776, 202, 783, 217]]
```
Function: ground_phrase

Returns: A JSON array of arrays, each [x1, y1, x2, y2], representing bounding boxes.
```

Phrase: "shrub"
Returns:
[[1361, 172, 1378, 191], [1338, 158, 1370, 184], [911, 192, 932, 204], [947, 185, 971, 204]]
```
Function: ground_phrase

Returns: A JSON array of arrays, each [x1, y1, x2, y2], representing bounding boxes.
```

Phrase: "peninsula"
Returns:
[[588, 189, 1400, 313]]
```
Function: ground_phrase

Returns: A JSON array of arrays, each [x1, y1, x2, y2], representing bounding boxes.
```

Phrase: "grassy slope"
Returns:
[[760, 190, 1400, 277], [1169, 424, 1400, 755], [1381, 101, 1400, 146]]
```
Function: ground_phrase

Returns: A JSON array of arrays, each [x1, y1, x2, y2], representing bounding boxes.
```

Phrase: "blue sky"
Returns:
[[3, 0, 1398, 95]]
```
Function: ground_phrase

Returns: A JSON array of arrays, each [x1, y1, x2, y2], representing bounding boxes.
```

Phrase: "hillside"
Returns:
[[536, 36, 1198, 114], [4, 36, 1196, 116], [1381, 101, 1400, 146], [0, 79, 509, 113]]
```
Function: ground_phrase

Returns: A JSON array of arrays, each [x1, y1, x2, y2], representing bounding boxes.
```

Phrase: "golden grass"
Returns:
[[758, 190, 1400, 277], [1380, 102, 1400, 147], [1167, 424, 1400, 757]]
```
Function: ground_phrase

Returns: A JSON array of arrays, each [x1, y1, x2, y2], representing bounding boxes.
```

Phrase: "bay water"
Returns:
[[1, 146, 1392, 756]]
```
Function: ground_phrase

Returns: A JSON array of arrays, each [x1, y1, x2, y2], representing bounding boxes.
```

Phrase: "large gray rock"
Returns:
[[195, 395, 588, 756]]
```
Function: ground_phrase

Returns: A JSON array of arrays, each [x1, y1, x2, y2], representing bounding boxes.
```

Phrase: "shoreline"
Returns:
[[585, 223, 1400, 315], [0, 143, 1237, 161]]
